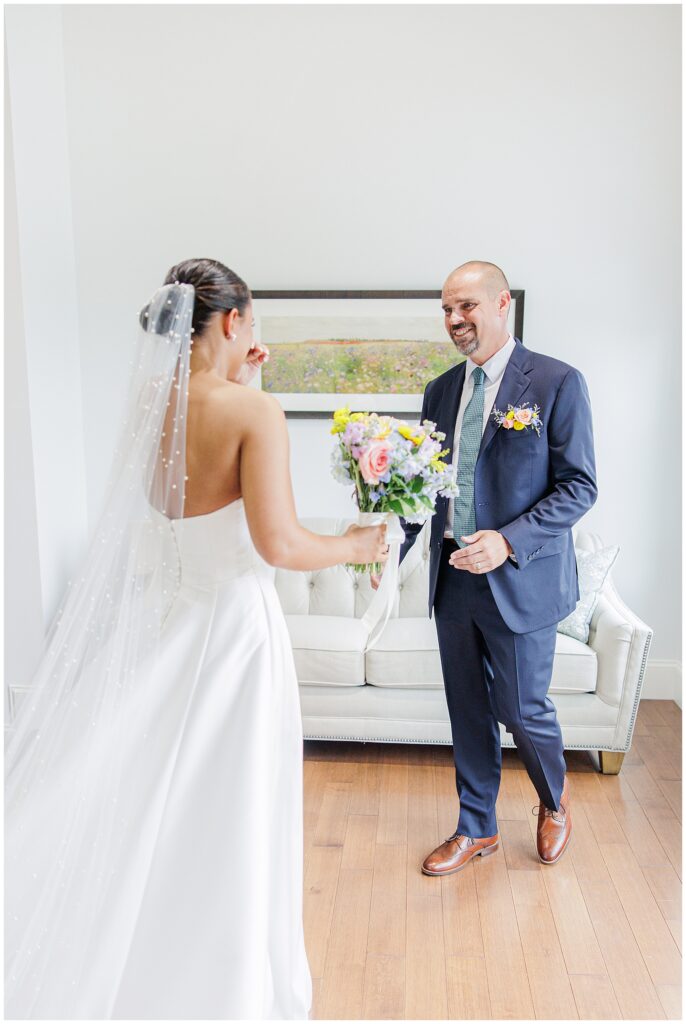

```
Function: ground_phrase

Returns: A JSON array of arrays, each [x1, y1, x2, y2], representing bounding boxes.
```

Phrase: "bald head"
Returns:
[[444, 261, 510, 299]]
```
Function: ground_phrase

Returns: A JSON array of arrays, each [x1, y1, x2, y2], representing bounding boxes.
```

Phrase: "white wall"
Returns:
[[6, 6, 681, 683], [5, 7, 89, 706]]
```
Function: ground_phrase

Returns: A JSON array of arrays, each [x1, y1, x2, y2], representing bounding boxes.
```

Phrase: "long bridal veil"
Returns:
[[5, 282, 195, 1016]]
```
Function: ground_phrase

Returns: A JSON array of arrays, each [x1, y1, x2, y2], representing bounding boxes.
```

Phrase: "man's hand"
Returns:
[[449, 530, 512, 573], [235, 344, 270, 386]]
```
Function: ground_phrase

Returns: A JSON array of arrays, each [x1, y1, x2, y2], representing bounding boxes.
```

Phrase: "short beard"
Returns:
[[452, 333, 479, 357]]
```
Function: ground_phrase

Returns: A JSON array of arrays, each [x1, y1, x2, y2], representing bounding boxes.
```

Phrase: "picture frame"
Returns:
[[252, 289, 525, 417]]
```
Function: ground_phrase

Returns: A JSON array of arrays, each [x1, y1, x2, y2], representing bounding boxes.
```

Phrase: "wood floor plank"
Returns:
[[599, 778, 674, 868], [501, 818, 539, 871], [598, 842, 682, 986], [313, 780, 352, 847], [539, 853, 608, 976], [572, 772, 627, 845], [441, 858, 485, 959], [654, 700, 682, 731], [405, 887, 449, 1019], [656, 983, 682, 1020], [624, 762, 674, 808], [496, 765, 529, 821], [473, 851, 535, 1019], [341, 813, 377, 870], [445, 954, 492, 1019], [303, 844, 343, 977], [665, 914, 682, 954], [568, 974, 622, 1019], [405, 762, 448, 1019], [577, 874, 666, 1019], [317, 961, 365, 1019], [641, 803, 682, 880], [376, 762, 408, 846], [324, 866, 373, 967], [361, 953, 405, 1020], [508, 868, 578, 1019], [563, 798, 667, 1018], [367, 843, 406, 958], [657, 778, 682, 820], [348, 761, 382, 816], [638, 699, 671, 727], [407, 764, 440, 869], [634, 732, 681, 782], [303, 760, 330, 842]]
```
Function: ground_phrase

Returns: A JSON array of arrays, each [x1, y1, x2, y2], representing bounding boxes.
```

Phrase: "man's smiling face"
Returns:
[[441, 272, 492, 357], [441, 263, 511, 363]]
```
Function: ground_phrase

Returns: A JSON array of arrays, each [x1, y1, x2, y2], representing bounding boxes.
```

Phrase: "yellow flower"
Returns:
[[513, 421, 525, 431], [331, 406, 351, 434], [506, 410, 515, 421], [349, 412, 365, 422], [398, 424, 426, 445], [430, 447, 450, 470], [375, 427, 392, 440]]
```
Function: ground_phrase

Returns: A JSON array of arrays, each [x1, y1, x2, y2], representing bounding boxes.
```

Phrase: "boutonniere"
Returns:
[[492, 402, 542, 437]]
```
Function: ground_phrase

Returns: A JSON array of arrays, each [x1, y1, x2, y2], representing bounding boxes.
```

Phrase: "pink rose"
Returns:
[[514, 407, 533, 425], [501, 418, 514, 429], [358, 441, 391, 484]]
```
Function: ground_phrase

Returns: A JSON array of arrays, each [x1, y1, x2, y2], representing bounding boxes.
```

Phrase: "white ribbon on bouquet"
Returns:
[[358, 511, 406, 651]]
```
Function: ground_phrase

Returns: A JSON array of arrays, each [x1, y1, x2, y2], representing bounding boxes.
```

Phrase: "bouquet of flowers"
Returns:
[[330, 406, 458, 573]]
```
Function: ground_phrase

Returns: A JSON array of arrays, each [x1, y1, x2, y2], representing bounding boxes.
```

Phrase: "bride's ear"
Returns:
[[223, 309, 239, 341]]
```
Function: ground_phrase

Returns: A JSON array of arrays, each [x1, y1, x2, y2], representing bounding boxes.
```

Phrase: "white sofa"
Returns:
[[275, 520, 653, 774]]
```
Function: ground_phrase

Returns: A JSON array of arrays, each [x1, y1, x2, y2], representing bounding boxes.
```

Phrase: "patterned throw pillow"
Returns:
[[557, 545, 620, 643]]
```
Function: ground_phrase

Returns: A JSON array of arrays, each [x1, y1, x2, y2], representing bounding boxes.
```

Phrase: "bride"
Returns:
[[5, 258, 388, 1019]]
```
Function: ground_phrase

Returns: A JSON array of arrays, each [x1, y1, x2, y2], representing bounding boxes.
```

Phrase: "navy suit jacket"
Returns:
[[399, 339, 598, 633]]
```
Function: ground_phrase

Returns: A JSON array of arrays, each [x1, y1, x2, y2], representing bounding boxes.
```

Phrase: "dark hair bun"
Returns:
[[162, 258, 250, 337]]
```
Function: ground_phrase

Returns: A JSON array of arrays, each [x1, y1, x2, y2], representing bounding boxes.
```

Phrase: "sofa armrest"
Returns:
[[587, 583, 653, 750]]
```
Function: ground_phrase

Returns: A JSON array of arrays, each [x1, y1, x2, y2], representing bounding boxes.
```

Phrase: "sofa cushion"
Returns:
[[366, 618, 444, 689], [549, 633, 598, 693], [285, 615, 367, 687], [364, 618, 597, 694]]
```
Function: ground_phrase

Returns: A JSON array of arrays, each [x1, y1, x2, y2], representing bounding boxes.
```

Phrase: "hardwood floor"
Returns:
[[303, 699, 682, 1020]]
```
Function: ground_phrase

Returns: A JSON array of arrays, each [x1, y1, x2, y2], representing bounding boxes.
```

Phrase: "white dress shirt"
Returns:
[[444, 334, 516, 538]]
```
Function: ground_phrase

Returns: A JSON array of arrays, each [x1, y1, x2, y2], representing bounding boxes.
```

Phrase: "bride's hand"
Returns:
[[235, 344, 270, 386], [344, 524, 389, 566]]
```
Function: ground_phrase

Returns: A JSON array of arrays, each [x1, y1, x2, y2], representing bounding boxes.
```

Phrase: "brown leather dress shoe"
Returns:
[[536, 775, 571, 864], [421, 831, 499, 876]]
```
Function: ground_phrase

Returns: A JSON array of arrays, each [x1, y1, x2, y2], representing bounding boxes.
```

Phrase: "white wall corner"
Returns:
[[5, 6, 89, 627], [642, 660, 682, 706]]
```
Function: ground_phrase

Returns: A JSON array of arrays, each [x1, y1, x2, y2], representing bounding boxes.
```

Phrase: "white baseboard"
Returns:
[[642, 660, 682, 706]]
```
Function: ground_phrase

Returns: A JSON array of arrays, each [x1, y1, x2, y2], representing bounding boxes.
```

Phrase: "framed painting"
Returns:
[[252, 289, 525, 416]]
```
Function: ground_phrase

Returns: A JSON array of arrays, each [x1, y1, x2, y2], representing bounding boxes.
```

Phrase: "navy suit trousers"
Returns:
[[434, 541, 567, 838]]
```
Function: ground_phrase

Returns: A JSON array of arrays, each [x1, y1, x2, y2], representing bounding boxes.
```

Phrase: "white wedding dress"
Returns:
[[6, 498, 313, 1019]]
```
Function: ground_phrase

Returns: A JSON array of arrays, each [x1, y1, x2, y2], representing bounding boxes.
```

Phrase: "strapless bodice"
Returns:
[[172, 498, 271, 586], [145, 498, 271, 588]]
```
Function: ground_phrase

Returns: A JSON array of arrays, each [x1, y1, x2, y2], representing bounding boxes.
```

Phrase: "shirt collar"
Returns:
[[466, 334, 516, 384]]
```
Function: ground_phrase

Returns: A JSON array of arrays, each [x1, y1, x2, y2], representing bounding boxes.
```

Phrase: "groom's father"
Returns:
[[400, 261, 597, 872]]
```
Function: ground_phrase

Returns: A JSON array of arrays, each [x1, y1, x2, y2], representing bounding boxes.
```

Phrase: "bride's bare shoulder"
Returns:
[[208, 381, 285, 433]]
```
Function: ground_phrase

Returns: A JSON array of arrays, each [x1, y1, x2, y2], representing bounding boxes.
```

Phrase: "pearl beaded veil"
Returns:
[[5, 283, 195, 1015]]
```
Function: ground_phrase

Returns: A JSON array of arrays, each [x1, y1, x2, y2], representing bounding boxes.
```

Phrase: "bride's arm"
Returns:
[[240, 393, 387, 571]]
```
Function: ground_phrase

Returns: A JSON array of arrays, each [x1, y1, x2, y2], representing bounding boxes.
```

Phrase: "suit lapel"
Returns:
[[437, 361, 466, 464], [478, 339, 534, 457]]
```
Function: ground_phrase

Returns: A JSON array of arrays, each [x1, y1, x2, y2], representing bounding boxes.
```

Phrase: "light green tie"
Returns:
[[452, 366, 485, 547]]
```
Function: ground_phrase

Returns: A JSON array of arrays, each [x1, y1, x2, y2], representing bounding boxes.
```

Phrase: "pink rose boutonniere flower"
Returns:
[[492, 402, 542, 436]]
